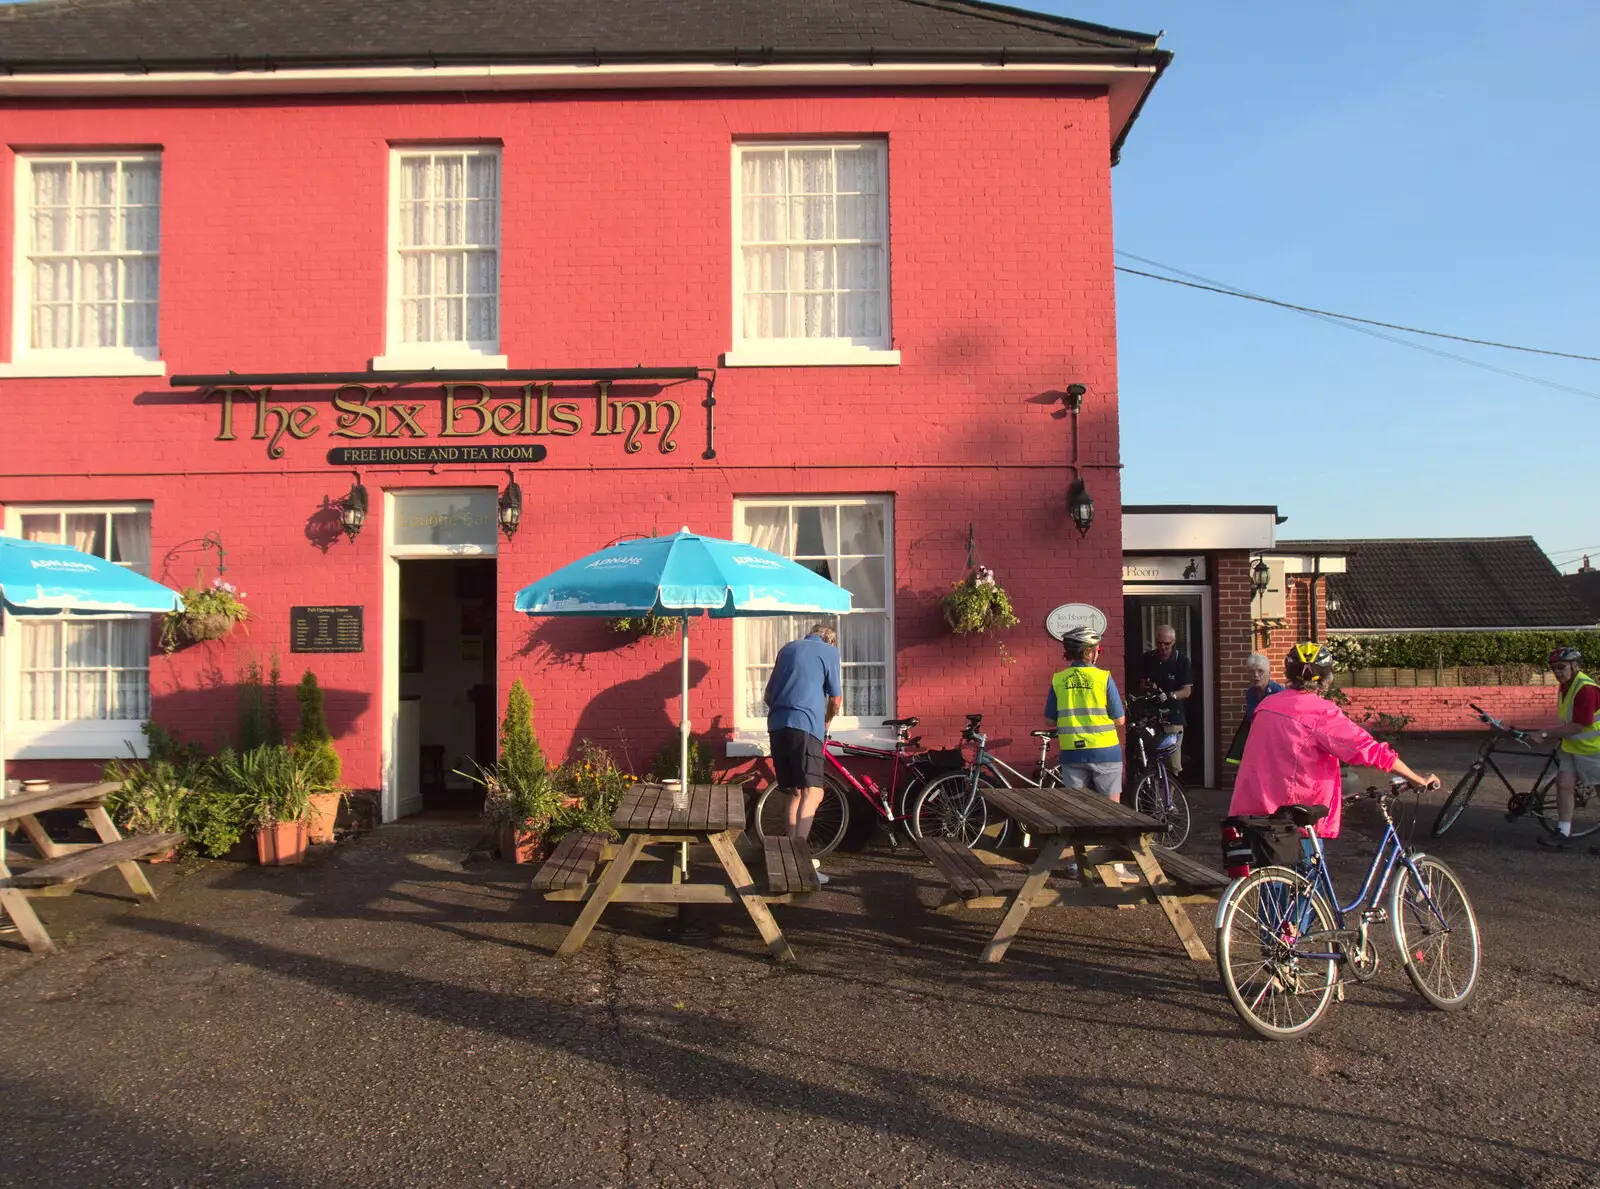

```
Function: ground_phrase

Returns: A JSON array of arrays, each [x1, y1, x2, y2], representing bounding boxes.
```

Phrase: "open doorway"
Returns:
[[396, 558, 498, 815], [1123, 590, 1210, 786]]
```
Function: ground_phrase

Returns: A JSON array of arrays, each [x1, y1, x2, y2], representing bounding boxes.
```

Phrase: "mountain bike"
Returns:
[[1215, 778, 1481, 1040], [750, 717, 964, 857], [1123, 694, 1192, 850], [1431, 703, 1599, 839], [906, 714, 1013, 849], [979, 730, 1065, 789]]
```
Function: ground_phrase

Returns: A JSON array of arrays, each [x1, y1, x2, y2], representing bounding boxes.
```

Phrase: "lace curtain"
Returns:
[[739, 145, 885, 342], [29, 157, 160, 351], [398, 151, 499, 345]]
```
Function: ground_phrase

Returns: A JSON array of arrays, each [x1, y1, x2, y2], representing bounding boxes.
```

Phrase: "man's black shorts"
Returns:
[[769, 727, 825, 789]]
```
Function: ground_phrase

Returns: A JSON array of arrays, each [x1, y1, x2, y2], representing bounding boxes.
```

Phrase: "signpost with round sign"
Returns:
[[1044, 602, 1108, 641]]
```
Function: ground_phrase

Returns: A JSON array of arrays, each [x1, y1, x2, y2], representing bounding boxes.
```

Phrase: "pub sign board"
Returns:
[[291, 605, 364, 653]]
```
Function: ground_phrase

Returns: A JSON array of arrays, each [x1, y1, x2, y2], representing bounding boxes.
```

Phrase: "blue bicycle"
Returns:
[[1215, 778, 1482, 1040]]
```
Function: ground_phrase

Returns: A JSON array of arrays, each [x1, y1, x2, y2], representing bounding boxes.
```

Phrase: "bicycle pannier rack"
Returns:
[[1219, 815, 1303, 877]]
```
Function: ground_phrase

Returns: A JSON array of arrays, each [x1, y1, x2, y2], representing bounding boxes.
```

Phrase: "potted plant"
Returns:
[[464, 679, 560, 862], [222, 743, 321, 865], [293, 669, 346, 843], [104, 755, 187, 861], [548, 740, 636, 845], [941, 566, 1020, 635], [162, 576, 250, 651]]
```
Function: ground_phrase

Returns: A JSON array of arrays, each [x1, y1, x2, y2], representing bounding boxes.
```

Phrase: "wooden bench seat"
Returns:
[[914, 835, 1007, 900], [762, 837, 821, 895], [2, 832, 185, 889], [531, 831, 609, 892], [1150, 845, 1231, 893]]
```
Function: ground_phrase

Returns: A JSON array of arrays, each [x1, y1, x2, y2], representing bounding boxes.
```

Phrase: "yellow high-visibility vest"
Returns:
[[1559, 671, 1600, 755], [1051, 664, 1119, 754]]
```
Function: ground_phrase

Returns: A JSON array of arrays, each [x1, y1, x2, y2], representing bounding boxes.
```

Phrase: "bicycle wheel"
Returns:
[[909, 770, 1006, 849], [1131, 773, 1191, 850], [752, 773, 851, 857], [1215, 866, 1338, 1040], [1390, 854, 1481, 1010], [1431, 768, 1482, 838], [1530, 773, 1600, 840]]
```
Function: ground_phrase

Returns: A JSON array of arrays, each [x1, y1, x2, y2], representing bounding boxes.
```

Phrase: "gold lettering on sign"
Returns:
[[441, 384, 491, 436], [209, 385, 255, 441], [591, 380, 680, 454], [330, 385, 385, 439], [381, 403, 426, 438], [547, 400, 582, 435], [235, 387, 320, 459]]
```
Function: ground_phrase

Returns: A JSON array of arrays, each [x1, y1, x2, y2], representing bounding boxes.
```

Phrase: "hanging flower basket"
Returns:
[[162, 577, 250, 651], [609, 612, 683, 640], [941, 567, 1020, 636]]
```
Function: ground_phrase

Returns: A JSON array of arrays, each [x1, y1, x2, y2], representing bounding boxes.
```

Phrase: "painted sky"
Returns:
[[1033, 1, 1599, 569]]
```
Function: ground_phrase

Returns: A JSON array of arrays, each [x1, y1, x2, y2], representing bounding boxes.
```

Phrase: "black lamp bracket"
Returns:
[[161, 531, 228, 580]]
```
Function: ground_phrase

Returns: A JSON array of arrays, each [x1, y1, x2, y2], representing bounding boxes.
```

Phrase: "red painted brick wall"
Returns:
[[0, 86, 1124, 792], [1339, 687, 1553, 733]]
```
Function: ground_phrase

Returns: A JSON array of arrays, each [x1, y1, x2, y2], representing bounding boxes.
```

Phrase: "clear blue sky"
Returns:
[[1032, 1, 1600, 571]]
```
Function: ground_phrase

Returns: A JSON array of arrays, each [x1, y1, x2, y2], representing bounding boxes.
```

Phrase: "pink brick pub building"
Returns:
[[0, 0, 1176, 819]]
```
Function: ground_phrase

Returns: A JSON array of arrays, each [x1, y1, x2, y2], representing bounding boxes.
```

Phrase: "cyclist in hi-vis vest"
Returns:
[[1044, 626, 1127, 801], [1534, 645, 1600, 850]]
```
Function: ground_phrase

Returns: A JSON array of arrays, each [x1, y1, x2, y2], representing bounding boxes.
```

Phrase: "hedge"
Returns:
[[1328, 631, 1600, 671]]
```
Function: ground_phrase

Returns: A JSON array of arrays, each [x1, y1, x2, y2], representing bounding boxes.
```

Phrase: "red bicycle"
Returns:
[[750, 717, 967, 856]]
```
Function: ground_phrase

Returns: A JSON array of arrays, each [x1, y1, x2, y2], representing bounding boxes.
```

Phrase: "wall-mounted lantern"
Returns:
[[338, 480, 369, 542], [498, 471, 524, 539], [1250, 557, 1271, 598], [1068, 478, 1095, 537]]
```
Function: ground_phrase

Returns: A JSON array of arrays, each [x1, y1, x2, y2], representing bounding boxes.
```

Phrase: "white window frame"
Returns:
[[726, 140, 899, 368], [3, 503, 155, 759], [2, 152, 165, 378], [727, 496, 895, 755], [374, 145, 508, 371]]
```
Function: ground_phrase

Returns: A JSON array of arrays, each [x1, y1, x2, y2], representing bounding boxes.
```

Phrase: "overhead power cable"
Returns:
[[1114, 252, 1600, 402]]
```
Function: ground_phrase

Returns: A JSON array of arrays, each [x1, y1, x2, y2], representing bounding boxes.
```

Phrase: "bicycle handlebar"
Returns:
[[1466, 702, 1533, 742], [1361, 775, 1440, 798]]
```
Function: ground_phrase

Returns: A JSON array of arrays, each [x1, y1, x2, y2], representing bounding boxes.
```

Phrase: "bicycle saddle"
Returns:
[[882, 717, 918, 729], [1270, 804, 1330, 827], [1030, 730, 1056, 739]]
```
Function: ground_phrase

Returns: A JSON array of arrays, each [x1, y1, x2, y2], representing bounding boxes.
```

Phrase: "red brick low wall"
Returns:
[[1342, 687, 1554, 733]]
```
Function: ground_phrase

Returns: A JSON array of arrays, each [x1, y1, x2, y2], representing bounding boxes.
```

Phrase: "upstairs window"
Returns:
[[729, 142, 896, 366], [8, 153, 162, 375], [381, 146, 503, 368]]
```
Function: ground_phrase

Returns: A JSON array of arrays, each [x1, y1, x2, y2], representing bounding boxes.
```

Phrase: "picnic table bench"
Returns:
[[533, 782, 819, 962], [916, 784, 1227, 964], [0, 781, 184, 955]]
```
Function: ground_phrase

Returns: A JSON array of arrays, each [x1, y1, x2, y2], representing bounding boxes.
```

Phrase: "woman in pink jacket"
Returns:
[[1229, 643, 1438, 838]]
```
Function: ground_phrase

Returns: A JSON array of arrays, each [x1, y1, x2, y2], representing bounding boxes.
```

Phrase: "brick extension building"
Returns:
[[0, 0, 1172, 819]]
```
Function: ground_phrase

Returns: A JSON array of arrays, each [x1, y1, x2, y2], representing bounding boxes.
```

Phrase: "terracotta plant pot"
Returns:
[[256, 820, 309, 865], [498, 824, 545, 864], [306, 791, 343, 844], [145, 847, 180, 863]]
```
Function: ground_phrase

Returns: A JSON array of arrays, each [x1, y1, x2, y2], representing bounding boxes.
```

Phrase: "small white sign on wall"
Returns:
[[1122, 555, 1207, 583], [1045, 603, 1108, 641]]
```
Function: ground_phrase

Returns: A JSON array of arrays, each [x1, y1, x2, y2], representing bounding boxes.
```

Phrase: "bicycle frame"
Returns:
[[1269, 804, 1453, 965], [1467, 736, 1559, 803], [822, 735, 937, 825]]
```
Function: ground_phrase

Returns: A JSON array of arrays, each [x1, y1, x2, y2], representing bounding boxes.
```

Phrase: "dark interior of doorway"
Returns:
[[1123, 592, 1207, 784], [398, 557, 497, 815]]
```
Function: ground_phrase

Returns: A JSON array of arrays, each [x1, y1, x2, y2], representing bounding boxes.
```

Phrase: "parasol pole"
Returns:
[[679, 615, 691, 790]]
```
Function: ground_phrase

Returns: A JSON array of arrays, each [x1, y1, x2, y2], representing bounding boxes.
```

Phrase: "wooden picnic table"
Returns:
[[916, 784, 1219, 965], [0, 781, 183, 955], [537, 782, 804, 962]]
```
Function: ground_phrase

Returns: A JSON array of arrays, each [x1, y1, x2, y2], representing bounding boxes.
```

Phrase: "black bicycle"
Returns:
[[1123, 693, 1191, 849], [1430, 703, 1599, 839]]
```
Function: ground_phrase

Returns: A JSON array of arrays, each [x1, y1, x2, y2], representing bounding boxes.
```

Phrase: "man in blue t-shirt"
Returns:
[[764, 624, 843, 868]]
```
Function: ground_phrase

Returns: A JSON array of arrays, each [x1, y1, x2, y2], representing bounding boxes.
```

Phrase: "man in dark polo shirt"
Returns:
[[1140, 624, 1193, 777], [764, 623, 842, 880]]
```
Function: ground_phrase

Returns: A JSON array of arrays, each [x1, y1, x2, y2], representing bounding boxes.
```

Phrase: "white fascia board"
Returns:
[[1269, 554, 1349, 574], [1122, 511, 1277, 552], [0, 61, 1155, 142]]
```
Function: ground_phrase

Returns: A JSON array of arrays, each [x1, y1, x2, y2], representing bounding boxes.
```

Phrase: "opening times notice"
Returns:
[[290, 605, 364, 653]]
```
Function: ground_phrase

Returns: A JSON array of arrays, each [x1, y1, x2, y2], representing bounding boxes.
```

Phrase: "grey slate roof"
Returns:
[[0, 0, 1164, 65], [1278, 537, 1598, 631]]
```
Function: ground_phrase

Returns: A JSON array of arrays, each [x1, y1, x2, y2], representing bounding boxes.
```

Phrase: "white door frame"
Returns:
[[1122, 582, 1216, 791], [381, 487, 498, 822]]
